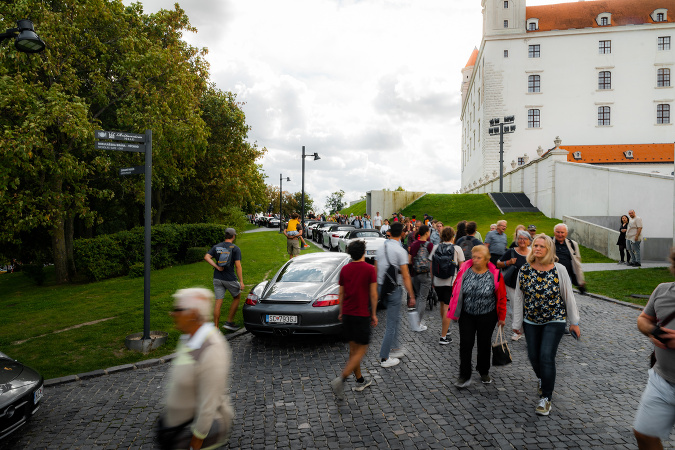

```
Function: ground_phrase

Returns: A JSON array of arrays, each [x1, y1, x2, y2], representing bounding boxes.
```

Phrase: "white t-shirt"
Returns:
[[429, 243, 465, 287], [373, 215, 382, 227], [626, 216, 643, 240], [376, 239, 408, 285]]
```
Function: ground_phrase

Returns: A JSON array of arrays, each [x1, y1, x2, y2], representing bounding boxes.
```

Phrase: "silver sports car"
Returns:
[[243, 252, 351, 336]]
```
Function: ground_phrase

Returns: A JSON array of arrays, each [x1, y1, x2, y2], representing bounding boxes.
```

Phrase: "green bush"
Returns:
[[22, 264, 46, 286], [185, 247, 209, 264], [127, 262, 144, 278]]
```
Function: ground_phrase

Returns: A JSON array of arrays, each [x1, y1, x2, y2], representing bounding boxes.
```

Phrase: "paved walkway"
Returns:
[[582, 261, 669, 272], [3, 291, 671, 449]]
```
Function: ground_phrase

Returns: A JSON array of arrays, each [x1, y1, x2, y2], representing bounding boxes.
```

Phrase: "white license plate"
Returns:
[[267, 315, 298, 324], [34, 385, 43, 404], [366, 250, 376, 255]]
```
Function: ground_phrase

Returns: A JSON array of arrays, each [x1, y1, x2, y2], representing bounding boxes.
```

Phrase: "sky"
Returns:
[[126, 0, 561, 213]]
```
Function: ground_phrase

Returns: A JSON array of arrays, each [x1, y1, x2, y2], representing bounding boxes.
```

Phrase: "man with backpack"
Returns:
[[430, 226, 465, 345], [409, 225, 434, 332], [375, 222, 415, 368], [204, 228, 244, 331], [456, 221, 483, 261]]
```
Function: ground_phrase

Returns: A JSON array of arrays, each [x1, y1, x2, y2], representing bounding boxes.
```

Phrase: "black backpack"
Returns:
[[459, 236, 480, 261], [380, 242, 400, 298], [432, 243, 457, 279]]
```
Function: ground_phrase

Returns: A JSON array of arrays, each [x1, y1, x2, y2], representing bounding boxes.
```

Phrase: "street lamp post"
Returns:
[[301, 146, 320, 231], [488, 115, 516, 193], [0, 19, 46, 53], [279, 174, 290, 233]]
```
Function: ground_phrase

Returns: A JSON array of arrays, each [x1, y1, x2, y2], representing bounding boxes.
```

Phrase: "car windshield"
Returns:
[[337, 227, 353, 231], [355, 232, 381, 238], [275, 259, 342, 283]]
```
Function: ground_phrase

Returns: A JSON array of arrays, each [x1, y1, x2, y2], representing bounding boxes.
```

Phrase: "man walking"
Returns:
[[627, 209, 643, 267], [204, 228, 244, 330], [284, 213, 303, 259], [552, 224, 585, 293], [330, 240, 378, 400], [373, 212, 383, 231], [409, 225, 433, 332], [375, 222, 415, 368], [484, 220, 508, 265]]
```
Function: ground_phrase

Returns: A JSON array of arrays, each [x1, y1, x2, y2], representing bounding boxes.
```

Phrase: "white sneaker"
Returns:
[[536, 397, 551, 416], [389, 348, 406, 358], [380, 357, 400, 368], [511, 333, 522, 341], [415, 324, 428, 332], [352, 377, 372, 392]]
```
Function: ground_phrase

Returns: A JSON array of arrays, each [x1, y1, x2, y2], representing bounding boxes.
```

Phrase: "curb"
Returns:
[[44, 327, 250, 387], [577, 289, 644, 311]]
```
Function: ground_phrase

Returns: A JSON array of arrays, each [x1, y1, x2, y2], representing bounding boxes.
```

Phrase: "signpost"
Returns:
[[95, 130, 158, 348]]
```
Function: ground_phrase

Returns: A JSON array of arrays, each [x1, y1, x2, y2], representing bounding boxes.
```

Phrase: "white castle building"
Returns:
[[460, 0, 675, 191]]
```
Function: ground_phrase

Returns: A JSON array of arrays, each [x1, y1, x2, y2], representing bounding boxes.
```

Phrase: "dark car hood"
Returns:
[[0, 359, 41, 393], [263, 282, 326, 302]]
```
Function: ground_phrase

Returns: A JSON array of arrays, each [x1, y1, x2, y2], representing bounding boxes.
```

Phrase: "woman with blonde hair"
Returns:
[[512, 234, 581, 416]]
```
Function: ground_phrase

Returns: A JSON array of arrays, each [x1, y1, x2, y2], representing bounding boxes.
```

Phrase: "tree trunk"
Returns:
[[51, 178, 70, 284], [65, 213, 76, 279], [153, 188, 163, 225]]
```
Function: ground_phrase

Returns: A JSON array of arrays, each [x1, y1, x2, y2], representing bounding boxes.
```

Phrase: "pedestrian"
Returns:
[[508, 225, 526, 248], [157, 288, 233, 449], [456, 221, 483, 261], [430, 226, 465, 345], [617, 215, 631, 265], [496, 230, 532, 340], [375, 222, 416, 368], [204, 228, 244, 330], [485, 220, 508, 265], [363, 215, 372, 229], [283, 213, 303, 259], [490, 223, 497, 231], [512, 234, 581, 416], [330, 240, 378, 400], [429, 220, 442, 246], [409, 225, 434, 332], [627, 209, 643, 267], [527, 224, 537, 241], [455, 220, 467, 242], [373, 211, 383, 231], [448, 245, 507, 388], [380, 219, 391, 236], [552, 223, 585, 294], [633, 249, 675, 448]]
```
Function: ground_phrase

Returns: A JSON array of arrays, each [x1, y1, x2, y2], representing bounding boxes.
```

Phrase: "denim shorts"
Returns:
[[213, 279, 241, 300], [634, 368, 675, 440]]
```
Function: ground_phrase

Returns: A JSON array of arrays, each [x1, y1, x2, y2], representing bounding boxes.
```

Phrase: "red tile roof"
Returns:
[[562, 143, 674, 163], [527, 0, 674, 32], [464, 48, 479, 68]]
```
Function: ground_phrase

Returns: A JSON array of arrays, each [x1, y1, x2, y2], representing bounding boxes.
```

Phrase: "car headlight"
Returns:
[[312, 294, 340, 307]]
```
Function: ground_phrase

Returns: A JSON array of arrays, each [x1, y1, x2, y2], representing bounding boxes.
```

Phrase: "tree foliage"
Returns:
[[326, 190, 346, 214]]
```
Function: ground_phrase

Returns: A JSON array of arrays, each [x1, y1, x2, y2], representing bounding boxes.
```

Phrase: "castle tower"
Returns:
[[461, 48, 478, 106], [482, 0, 526, 37]]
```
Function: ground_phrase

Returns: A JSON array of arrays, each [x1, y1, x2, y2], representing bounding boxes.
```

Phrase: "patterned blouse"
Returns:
[[518, 263, 567, 324], [461, 269, 496, 316]]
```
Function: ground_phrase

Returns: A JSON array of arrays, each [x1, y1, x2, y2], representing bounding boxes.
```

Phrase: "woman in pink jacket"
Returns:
[[447, 245, 507, 388]]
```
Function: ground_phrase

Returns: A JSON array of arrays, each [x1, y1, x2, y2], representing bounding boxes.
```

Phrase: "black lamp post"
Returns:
[[279, 174, 290, 233], [301, 146, 320, 230], [488, 115, 516, 193], [0, 19, 46, 53]]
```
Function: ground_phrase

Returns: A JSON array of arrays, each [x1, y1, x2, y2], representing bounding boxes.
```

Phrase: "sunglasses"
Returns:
[[171, 307, 187, 313]]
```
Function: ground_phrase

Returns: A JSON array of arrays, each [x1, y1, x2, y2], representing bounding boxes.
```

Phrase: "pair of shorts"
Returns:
[[634, 368, 675, 440], [342, 314, 371, 345], [213, 279, 241, 300], [434, 285, 453, 305], [287, 238, 300, 256]]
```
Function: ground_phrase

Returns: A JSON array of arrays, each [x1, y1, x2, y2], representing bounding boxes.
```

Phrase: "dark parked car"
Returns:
[[243, 252, 351, 337], [0, 351, 44, 441]]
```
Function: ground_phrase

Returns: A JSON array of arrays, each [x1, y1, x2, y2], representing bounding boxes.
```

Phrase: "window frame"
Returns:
[[598, 71, 612, 90], [658, 36, 671, 51], [599, 40, 611, 54], [600, 17, 609, 26], [657, 104, 671, 124], [528, 44, 540, 58], [657, 13, 665, 22], [598, 106, 611, 126], [527, 109, 540, 128], [504, 49, 509, 58], [504, 20, 509, 28], [528, 75, 541, 93], [504, 1, 509, 8], [657, 68, 671, 87]]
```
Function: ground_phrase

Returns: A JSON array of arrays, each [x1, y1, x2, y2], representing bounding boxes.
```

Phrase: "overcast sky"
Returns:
[[127, 0, 560, 213]]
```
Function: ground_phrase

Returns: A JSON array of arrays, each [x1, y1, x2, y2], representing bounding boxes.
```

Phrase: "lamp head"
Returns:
[[286, 177, 291, 181], [313, 153, 320, 161], [504, 115, 515, 124], [14, 19, 45, 53]]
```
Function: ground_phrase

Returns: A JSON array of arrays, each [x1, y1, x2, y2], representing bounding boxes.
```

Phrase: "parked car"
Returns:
[[243, 252, 351, 337], [0, 351, 44, 441], [268, 217, 281, 228], [337, 229, 386, 263], [313, 222, 337, 243], [322, 225, 355, 251], [303, 220, 321, 239]]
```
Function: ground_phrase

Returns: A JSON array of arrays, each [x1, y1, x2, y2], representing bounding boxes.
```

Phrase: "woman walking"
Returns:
[[617, 215, 631, 265], [496, 230, 532, 340], [448, 245, 507, 388], [512, 234, 581, 416]]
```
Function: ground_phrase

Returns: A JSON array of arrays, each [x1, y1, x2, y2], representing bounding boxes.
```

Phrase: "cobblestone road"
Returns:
[[3, 293, 670, 450]]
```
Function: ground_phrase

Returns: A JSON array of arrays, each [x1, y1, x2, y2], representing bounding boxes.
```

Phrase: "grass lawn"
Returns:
[[339, 199, 366, 216], [585, 268, 673, 306], [0, 229, 322, 379], [400, 194, 613, 263]]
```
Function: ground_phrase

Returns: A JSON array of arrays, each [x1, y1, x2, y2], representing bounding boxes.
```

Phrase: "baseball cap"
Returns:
[[225, 227, 237, 236], [528, 225, 537, 231]]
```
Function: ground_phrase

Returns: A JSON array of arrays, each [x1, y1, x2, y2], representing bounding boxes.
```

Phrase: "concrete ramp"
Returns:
[[489, 192, 539, 214]]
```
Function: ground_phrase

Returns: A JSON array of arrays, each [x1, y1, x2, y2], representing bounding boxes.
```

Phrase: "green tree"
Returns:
[[325, 190, 345, 214]]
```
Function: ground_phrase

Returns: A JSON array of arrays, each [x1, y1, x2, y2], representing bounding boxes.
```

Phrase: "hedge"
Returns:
[[73, 223, 227, 281]]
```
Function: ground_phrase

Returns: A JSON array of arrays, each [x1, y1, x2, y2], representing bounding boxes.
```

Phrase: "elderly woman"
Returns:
[[448, 245, 507, 388], [512, 234, 581, 416], [158, 288, 233, 450], [497, 230, 532, 340]]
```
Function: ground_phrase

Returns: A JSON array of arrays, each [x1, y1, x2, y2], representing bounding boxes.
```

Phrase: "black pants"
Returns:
[[618, 243, 631, 263], [458, 309, 498, 379]]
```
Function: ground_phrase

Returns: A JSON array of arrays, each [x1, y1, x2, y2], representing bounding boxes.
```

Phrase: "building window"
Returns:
[[518, 157, 525, 166], [658, 104, 671, 124], [504, 20, 509, 28], [528, 44, 540, 58], [598, 71, 611, 89], [504, 1, 508, 8], [504, 50, 509, 58], [528, 75, 541, 93], [657, 13, 665, 22], [598, 106, 611, 126], [599, 40, 611, 54], [528, 109, 540, 128], [600, 17, 609, 26], [659, 36, 671, 50], [658, 68, 671, 87], [528, 23, 536, 31]]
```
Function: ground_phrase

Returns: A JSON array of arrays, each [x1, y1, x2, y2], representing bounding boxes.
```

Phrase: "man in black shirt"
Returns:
[[204, 228, 244, 330], [553, 224, 585, 293]]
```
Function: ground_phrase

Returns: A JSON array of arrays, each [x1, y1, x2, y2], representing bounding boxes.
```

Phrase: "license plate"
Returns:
[[34, 385, 43, 404], [366, 250, 376, 255], [266, 315, 297, 324]]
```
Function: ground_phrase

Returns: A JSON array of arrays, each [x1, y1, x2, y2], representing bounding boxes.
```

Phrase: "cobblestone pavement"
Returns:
[[3, 293, 671, 450]]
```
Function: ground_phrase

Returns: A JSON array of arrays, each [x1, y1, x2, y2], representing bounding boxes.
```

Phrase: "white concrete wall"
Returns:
[[366, 190, 426, 220], [563, 216, 621, 261]]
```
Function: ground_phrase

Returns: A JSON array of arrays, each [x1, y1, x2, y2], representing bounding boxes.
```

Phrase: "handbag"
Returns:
[[501, 249, 519, 289], [154, 415, 193, 449], [492, 326, 512, 366]]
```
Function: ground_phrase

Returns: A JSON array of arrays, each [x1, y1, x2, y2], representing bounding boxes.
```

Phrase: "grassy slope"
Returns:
[[339, 200, 366, 216], [0, 230, 322, 379]]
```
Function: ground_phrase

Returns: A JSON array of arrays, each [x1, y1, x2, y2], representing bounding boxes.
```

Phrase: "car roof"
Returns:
[[289, 252, 350, 263]]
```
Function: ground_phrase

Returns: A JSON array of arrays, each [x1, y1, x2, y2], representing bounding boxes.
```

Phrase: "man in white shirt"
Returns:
[[626, 209, 643, 267], [373, 212, 383, 231]]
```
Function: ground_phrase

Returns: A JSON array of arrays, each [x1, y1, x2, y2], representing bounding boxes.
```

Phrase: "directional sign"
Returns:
[[95, 141, 145, 152], [119, 166, 145, 176], [95, 130, 146, 142]]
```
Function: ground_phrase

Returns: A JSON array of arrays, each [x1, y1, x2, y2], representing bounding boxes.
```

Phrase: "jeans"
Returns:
[[413, 272, 432, 323], [458, 310, 498, 379], [379, 286, 402, 359], [627, 239, 641, 264], [523, 321, 565, 400]]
